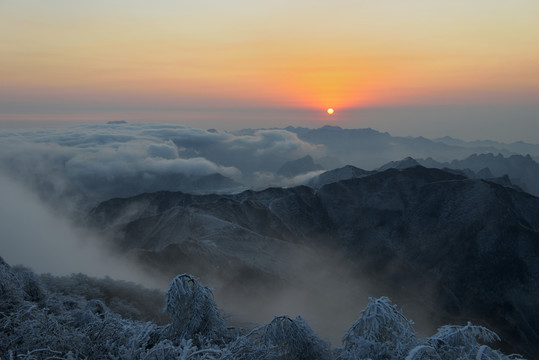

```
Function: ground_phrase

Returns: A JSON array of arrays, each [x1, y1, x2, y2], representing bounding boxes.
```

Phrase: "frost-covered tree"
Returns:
[[339, 296, 417, 360], [12, 266, 48, 305], [0, 257, 26, 313], [236, 314, 332, 360], [421, 322, 524, 360], [163, 274, 226, 343]]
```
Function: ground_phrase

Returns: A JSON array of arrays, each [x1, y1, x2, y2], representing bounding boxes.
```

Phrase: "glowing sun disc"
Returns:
[[327, 108, 334, 115]]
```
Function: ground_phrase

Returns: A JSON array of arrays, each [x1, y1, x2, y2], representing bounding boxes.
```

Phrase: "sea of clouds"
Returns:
[[0, 122, 327, 212]]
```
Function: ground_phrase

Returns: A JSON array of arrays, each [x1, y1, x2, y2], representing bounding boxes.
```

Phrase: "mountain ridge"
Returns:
[[88, 165, 539, 356]]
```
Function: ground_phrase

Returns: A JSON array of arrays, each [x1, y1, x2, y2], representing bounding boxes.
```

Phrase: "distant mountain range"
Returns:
[[416, 153, 539, 196], [282, 151, 539, 197], [433, 135, 539, 156], [88, 165, 539, 357], [282, 125, 539, 169]]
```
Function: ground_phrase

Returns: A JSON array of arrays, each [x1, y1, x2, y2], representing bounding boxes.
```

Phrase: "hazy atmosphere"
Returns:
[[1, 1, 539, 359], [1, 0, 539, 141]]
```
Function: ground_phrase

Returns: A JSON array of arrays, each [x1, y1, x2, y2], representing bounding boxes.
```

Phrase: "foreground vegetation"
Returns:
[[0, 257, 524, 359]]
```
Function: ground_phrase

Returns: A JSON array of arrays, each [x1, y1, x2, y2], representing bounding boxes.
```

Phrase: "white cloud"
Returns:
[[0, 123, 325, 209], [148, 141, 178, 159], [226, 129, 321, 157], [142, 157, 241, 179]]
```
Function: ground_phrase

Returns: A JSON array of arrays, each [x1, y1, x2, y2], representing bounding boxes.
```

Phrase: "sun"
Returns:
[[327, 108, 334, 115]]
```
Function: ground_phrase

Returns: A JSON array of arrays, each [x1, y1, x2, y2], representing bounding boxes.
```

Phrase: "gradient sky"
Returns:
[[1, 1, 539, 141]]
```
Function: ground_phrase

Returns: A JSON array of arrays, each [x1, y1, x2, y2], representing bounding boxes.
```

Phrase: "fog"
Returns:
[[0, 170, 383, 344], [0, 173, 160, 288], [212, 246, 374, 343]]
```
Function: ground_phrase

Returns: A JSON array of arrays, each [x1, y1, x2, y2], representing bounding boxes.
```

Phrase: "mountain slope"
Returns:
[[88, 166, 539, 357]]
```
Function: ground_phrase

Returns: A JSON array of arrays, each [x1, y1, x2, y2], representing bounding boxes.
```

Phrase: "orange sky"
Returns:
[[1, 0, 539, 133]]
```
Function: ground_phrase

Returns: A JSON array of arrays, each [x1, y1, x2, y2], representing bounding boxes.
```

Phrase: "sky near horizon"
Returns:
[[1, 1, 539, 142]]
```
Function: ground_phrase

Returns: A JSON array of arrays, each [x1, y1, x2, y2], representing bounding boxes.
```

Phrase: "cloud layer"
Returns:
[[0, 123, 324, 210]]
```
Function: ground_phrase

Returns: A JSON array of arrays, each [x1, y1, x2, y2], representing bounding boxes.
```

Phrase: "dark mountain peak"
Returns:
[[476, 167, 494, 178], [378, 157, 421, 171], [341, 164, 360, 171], [307, 164, 372, 188]]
